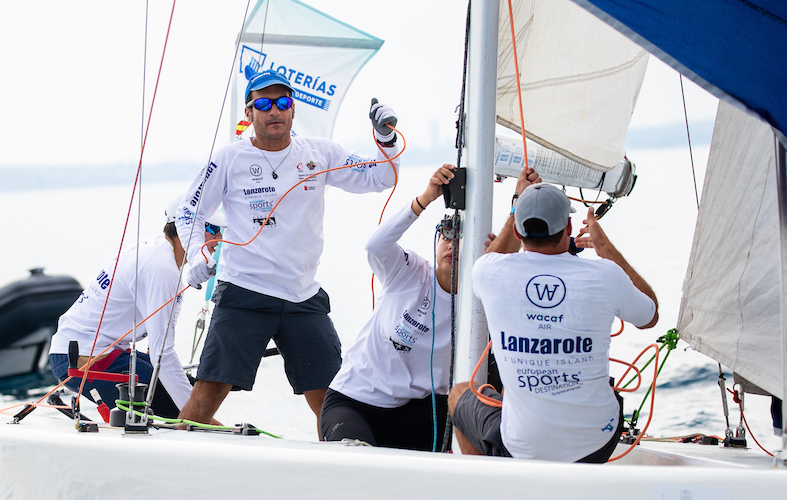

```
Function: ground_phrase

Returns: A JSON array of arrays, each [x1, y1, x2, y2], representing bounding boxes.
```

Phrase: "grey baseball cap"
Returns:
[[514, 184, 575, 237]]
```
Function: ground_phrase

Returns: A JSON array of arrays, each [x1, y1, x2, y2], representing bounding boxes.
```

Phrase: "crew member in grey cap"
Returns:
[[174, 69, 402, 432], [448, 166, 658, 463]]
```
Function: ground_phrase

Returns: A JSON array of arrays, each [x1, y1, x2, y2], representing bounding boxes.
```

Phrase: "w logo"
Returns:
[[525, 275, 566, 308]]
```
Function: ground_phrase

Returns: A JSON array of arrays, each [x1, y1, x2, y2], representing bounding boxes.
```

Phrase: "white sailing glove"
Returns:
[[369, 98, 398, 143], [187, 258, 216, 290]]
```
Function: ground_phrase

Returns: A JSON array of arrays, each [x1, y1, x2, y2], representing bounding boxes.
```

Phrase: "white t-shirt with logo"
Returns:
[[50, 235, 191, 409], [176, 136, 399, 303], [472, 251, 655, 462], [329, 204, 452, 408]]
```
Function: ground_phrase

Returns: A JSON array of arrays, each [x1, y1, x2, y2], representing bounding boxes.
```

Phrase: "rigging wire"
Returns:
[[440, 0, 472, 454], [74, 0, 179, 411], [430, 227, 440, 452], [680, 74, 701, 211], [128, 0, 151, 426], [146, 0, 253, 414]]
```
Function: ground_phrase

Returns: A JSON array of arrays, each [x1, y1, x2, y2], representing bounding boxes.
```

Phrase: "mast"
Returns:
[[777, 135, 787, 466], [454, 0, 499, 384]]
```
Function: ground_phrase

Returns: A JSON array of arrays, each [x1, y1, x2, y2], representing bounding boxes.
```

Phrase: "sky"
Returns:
[[0, 0, 718, 169]]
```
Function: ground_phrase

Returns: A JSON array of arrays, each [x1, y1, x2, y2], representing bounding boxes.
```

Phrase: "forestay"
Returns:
[[232, 0, 383, 140], [496, 0, 648, 171], [678, 101, 783, 398]]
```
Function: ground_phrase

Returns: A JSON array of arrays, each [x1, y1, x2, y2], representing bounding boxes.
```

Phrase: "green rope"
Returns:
[[114, 401, 282, 439], [621, 329, 680, 427]]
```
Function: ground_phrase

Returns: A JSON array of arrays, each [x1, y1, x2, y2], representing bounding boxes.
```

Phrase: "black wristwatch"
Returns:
[[510, 192, 519, 214], [376, 135, 397, 148], [568, 237, 584, 255]]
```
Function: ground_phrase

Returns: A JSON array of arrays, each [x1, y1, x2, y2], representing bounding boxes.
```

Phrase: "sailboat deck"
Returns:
[[2, 410, 784, 499]]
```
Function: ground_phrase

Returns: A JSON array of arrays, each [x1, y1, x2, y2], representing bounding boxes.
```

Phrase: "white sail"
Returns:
[[496, 0, 648, 171], [678, 100, 783, 398], [232, 0, 383, 140]]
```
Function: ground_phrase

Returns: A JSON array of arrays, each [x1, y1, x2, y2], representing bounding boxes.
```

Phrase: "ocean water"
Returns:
[[1, 152, 783, 454]]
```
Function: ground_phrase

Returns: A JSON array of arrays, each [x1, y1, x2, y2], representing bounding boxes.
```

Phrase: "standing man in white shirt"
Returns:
[[49, 199, 223, 418], [449, 179, 658, 463], [176, 70, 401, 428]]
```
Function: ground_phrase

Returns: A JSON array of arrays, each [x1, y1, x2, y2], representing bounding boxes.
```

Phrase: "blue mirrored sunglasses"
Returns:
[[246, 96, 294, 112], [205, 222, 222, 235]]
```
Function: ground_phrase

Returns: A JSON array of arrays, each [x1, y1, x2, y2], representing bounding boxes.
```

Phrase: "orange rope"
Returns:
[[506, 0, 528, 169], [728, 388, 775, 457], [610, 319, 624, 337], [470, 340, 502, 408], [607, 343, 660, 462], [567, 195, 606, 205], [610, 358, 641, 392], [370, 125, 401, 310]]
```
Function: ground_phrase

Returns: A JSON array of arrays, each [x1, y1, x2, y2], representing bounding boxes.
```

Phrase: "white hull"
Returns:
[[2, 410, 784, 499]]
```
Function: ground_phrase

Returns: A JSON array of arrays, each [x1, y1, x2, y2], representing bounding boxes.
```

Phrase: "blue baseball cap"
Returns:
[[245, 70, 294, 103]]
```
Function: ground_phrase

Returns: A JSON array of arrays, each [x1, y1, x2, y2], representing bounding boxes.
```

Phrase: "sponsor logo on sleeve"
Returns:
[[189, 162, 218, 208], [344, 153, 368, 173], [177, 207, 195, 228]]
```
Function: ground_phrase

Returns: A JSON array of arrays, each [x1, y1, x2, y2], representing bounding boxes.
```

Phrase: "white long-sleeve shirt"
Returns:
[[176, 136, 399, 303], [50, 235, 192, 409], [329, 204, 452, 408]]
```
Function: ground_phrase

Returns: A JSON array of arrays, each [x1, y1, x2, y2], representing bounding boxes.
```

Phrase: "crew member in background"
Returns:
[[449, 179, 658, 463], [321, 165, 537, 451], [49, 198, 224, 418], [176, 70, 401, 431]]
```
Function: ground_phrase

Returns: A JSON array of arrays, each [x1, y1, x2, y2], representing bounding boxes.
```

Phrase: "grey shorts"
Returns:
[[453, 386, 624, 463], [452, 386, 512, 457], [197, 281, 342, 394]]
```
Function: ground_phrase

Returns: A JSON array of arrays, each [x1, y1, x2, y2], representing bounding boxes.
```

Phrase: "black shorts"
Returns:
[[453, 386, 624, 462], [197, 282, 342, 394], [320, 388, 448, 451]]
